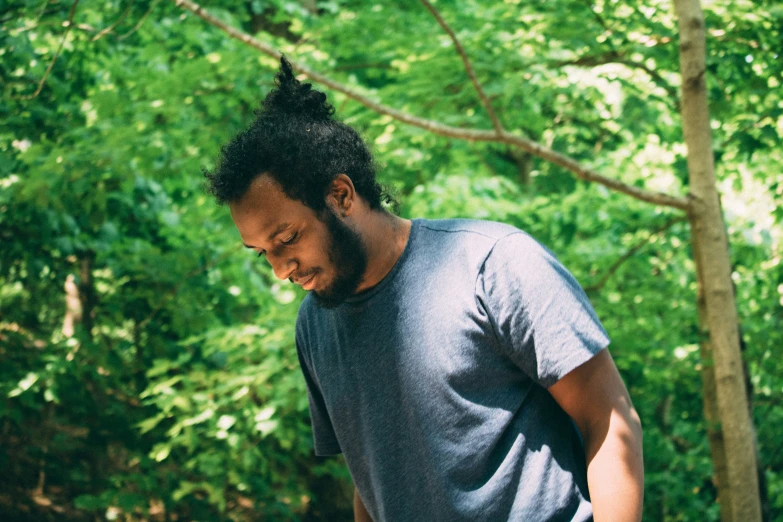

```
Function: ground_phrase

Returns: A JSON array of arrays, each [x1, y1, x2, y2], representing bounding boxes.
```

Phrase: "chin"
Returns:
[[312, 291, 342, 309]]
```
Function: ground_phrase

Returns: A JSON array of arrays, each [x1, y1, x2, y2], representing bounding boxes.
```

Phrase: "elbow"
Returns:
[[623, 406, 644, 467], [583, 405, 644, 464]]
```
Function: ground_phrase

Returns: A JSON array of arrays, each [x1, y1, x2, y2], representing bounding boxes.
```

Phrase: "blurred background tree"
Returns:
[[0, 0, 781, 520]]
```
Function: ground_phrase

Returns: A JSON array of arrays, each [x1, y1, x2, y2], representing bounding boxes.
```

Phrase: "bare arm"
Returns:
[[548, 349, 644, 522], [354, 488, 372, 522]]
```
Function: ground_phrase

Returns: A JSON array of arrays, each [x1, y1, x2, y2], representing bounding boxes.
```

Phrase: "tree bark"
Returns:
[[62, 274, 82, 338], [692, 230, 733, 522], [78, 254, 96, 339], [674, 0, 762, 520]]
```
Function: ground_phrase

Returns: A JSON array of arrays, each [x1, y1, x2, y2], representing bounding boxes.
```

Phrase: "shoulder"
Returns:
[[409, 219, 559, 288], [479, 226, 588, 305], [483, 229, 558, 267], [478, 230, 582, 305], [416, 218, 522, 241], [413, 218, 528, 258]]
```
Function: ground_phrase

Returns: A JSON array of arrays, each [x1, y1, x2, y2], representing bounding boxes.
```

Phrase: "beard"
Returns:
[[310, 207, 368, 309]]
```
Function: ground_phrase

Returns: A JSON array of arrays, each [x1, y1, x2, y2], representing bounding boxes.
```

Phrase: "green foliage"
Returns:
[[0, 0, 781, 520]]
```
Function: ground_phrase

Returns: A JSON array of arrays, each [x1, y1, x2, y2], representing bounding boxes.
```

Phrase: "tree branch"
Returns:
[[18, 0, 79, 100], [578, 0, 613, 35], [91, 0, 134, 41], [0, 322, 47, 349], [616, 58, 679, 102], [118, 0, 159, 40], [332, 62, 393, 72], [553, 51, 679, 103], [172, 0, 690, 212], [586, 215, 688, 292], [418, 0, 504, 134], [35, 0, 51, 23]]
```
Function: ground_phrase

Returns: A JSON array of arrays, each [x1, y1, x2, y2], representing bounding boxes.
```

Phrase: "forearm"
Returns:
[[585, 408, 644, 522], [354, 488, 372, 522]]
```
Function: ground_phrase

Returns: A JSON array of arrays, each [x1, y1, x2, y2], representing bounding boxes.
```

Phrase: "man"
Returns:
[[206, 58, 644, 521]]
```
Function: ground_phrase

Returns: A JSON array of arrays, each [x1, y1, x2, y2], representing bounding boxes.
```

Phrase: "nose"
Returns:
[[267, 253, 297, 281]]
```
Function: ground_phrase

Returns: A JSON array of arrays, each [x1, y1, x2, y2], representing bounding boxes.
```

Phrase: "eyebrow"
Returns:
[[243, 222, 291, 250]]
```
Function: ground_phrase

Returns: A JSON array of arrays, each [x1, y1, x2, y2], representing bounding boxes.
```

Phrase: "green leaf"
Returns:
[[255, 419, 279, 437], [8, 372, 38, 397]]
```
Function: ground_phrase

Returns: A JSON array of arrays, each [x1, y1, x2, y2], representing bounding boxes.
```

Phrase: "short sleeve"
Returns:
[[477, 232, 610, 388], [295, 335, 342, 456]]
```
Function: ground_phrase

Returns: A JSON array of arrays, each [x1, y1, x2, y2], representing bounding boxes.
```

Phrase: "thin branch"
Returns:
[[0, 2, 55, 25], [0, 322, 47, 349], [172, 0, 691, 212], [500, 132, 689, 210], [15, 16, 94, 34], [118, 0, 159, 40], [553, 52, 679, 103], [35, 0, 51, 23], [561, 2, 678, 102], [332, 62, 394, 72], [578, 0, 613, 35], [63, 20, 97, 33], [585, 215, 688, 292], [18, 0, 79, 101], [418, 0, 504, 134], [617, 58, 679, 102], [91, 0, 135, 41]]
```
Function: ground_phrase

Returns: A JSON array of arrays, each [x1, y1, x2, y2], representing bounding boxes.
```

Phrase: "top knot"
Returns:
[[259, 56, 335, 121]]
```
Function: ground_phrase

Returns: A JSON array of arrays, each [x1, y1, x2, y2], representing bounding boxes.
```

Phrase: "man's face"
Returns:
[[229, 175, 367, 308]]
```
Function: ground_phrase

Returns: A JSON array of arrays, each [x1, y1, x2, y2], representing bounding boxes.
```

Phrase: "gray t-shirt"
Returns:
[[295, 219, 610, 521]]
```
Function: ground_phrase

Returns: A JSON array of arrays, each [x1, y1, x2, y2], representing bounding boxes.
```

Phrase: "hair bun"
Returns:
[[259, 56, 334, 120]]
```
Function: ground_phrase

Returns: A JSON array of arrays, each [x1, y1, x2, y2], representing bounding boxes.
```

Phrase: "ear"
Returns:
[[327, 174, 357, 217]]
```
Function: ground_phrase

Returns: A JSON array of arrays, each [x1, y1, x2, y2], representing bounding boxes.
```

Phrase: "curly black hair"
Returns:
[[204, 57, 392, 211]]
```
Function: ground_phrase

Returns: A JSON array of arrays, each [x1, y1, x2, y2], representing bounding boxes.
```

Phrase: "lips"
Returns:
[[295, 273, 316, 290]]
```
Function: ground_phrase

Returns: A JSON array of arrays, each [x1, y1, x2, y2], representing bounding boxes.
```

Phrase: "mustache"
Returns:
[[289, 269, 318, 283]]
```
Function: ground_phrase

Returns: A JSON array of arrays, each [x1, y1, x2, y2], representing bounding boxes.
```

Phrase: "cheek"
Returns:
[[297, 240, 333, 271]]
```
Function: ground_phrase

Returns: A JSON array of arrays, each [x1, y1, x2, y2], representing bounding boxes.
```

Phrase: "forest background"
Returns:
[[1, 0, 782, 520]]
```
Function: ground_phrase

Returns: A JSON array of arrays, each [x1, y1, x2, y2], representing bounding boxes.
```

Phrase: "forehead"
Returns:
[[229, 175, 314, 243]]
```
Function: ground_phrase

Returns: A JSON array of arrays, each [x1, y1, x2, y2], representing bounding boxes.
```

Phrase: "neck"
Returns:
[[354, 210, 411, 293]]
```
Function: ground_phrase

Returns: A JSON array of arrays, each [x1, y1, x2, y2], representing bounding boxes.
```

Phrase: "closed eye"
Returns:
[[281, 232, 298, 245], [253, 231, 298, 259]]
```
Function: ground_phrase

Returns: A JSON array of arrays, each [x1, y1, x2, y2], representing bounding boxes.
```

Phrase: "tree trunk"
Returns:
[[62, 274, 82, 338], [692, 230, 732, 522], [674, 0, 762, 520], [78, 254, 96, 339]]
